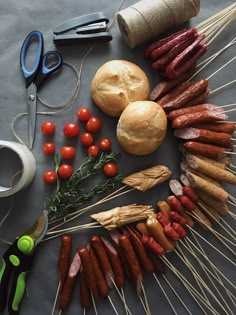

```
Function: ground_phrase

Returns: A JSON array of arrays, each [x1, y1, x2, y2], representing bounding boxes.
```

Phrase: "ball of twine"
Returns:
[[117, 0, 200, 48]]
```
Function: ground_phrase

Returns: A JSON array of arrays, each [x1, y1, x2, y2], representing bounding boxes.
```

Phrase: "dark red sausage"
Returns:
[[184, 141, 230, 159], [167, 195, 185, 215], [58, 235, 72, 289], [182, 186, 199, 202], [118, 234, 143, 297], [168, 104, 220, 121], [146, 249, 166, 273], [126, 227, 155, 273], [78, 247, 99, 300], [165, 34, 205, 77], [187, 87, 211, 106], [142, 235, 165, 256], [90, 235, 114, 288], [149, 68, 195, 101], [156, 212, 170, 226], [164, 224, 180, 241], [145, 29, 188, 58], [79, 270, 91, 310], [150, 29, 197, 60], [158, 82, 193, 106], [152, 35, 197, 70], [89, 246, 109, 298], [59, 251, 81, 310], [172, 223, 187, 238], [162, 79, 209, 111], [109, 230, 132, 279], [174, 127, 232, 147], [166, 42, 209, 79], [192, 122, 235, 134], [169, 211, 187, 226], [172, 110, 227, 129], [101, 236, 125, 289], [178, 195, 195, 211]]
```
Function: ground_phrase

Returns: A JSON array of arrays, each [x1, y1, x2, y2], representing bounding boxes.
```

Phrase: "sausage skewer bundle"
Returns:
[[145, 4, 236, 79]]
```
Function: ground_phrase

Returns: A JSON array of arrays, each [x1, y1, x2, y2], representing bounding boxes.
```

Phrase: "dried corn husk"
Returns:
[[122, 165, 172, 192], [91, 204, 155, 230]]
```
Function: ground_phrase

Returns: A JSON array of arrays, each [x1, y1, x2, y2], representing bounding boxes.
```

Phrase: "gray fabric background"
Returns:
[[0, 0, 235, 314]]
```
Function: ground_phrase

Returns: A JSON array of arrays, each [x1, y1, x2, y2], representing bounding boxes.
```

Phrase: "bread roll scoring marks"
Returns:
[[91, 60, 150, 117]]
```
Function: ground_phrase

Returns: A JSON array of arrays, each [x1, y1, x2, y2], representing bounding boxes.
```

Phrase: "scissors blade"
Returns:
[[20, 210, 48, 246], [26, 83, 37, 149]]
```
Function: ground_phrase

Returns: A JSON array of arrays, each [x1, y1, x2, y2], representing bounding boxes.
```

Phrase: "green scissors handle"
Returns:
[[0, 237, 35, 314]]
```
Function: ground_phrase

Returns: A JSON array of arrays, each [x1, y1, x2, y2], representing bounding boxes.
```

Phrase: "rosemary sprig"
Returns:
[[45, 151, 122, 220]]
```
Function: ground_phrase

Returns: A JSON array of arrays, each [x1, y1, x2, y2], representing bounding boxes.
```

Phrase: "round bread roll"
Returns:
[[117, 101, 167, 155], [91, 60, 149, 117]]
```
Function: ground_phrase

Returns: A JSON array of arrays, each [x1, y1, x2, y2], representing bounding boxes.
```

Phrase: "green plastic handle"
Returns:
[[11, 272, 26, 312], [0, 259, 6, 283]]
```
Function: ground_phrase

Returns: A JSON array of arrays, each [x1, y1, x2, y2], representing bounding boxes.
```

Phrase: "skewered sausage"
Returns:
[[184, 141, 230, 159], [58, 235, 72, 289]]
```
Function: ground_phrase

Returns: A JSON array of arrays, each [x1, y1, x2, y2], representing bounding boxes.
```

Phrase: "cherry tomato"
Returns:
[[63, 122, 80, 138], [60, 146, 76, 159], [58, 164, 73, 179], [98, 138, 112, 151], [43, 142, 56, 155], [87, 145, 99, 157], [86, 116, 101, 133], [77, 107, 91, 122], [41, 121, 56, 136], [43, 170, 57, 184], [103, 162, 118, 177], [80, 132, 94, 147]]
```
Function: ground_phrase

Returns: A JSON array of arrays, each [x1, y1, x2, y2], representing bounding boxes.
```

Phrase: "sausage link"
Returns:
[[136, 222, 151, 236], [152, 35, 197, 70], [184, 141, 229, 159], [192, 205, 212, 230], [167, 195, 185, 215], [58, 235, 72, 289], [146, 249, 166, 273], [101, 236, 125, 289], [158, 82, 193, 106], [164, 223, 180, 241], [157, 201, 171, 219], [118, 234, 143, 296], [172, 223, 187, 238], [89, 246, 109, 298], [198, 199, 221, 223], [141, 235, 165, 256], [172, 110, 227, 129], [186, 87, 211, 107], [59, 251, 81, 310], [150, 29, 197, 60], [79, 270, 91, 310], [168, 103, 220, 121], [169, 211, 187, 225], [156, 212, 170, 226], [77, 247, 99, 300], [178, 195, 196, 211], [174, 127, 232, 147], [192, 122, 235, 134], [90, 235, 114, 288], [162, 79, 209, 111], [145, 29, 188, 58], [182, 186, 199, 202], [126, 226, 155, 273], [194, 189, 229, 215], [146, 216, 175, 252], [149, 68, 195, 101]]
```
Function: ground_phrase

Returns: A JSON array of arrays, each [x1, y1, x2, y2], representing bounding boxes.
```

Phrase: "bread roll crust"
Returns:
[[91, 60, 150, 117], [117, 101, 167, 155]]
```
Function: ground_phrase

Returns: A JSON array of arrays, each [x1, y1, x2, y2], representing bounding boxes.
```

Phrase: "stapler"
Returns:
[[53, 12, 113, 45]]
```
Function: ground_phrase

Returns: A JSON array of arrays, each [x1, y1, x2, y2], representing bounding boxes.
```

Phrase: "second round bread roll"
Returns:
[[91, 60, 149, 117], [117, 101, 167, 155]]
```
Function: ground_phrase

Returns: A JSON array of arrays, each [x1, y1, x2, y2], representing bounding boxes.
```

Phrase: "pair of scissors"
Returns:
[[0, 211, 48, 315], [20, 30, 63, 149]]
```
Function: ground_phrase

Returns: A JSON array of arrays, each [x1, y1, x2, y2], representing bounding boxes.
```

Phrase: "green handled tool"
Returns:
[[0, 211, 48, 314]]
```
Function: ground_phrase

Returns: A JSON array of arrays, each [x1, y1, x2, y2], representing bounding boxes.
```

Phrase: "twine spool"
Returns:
[[117, 0, 200, 48]]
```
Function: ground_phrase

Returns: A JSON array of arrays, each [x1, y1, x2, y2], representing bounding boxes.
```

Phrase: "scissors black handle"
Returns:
[[0, 240, 35, 315]]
